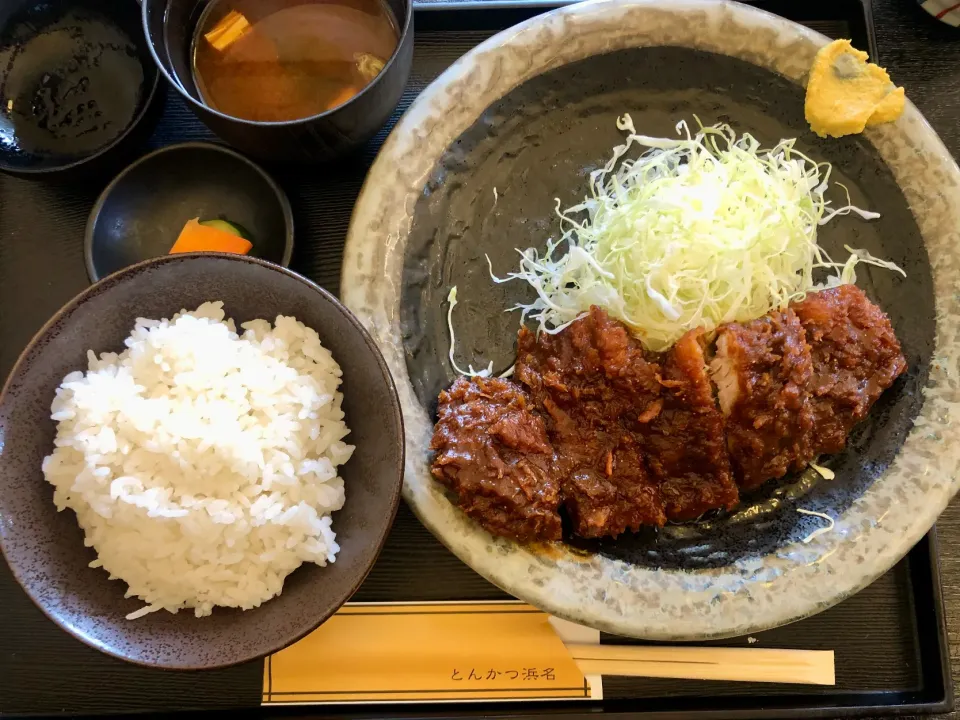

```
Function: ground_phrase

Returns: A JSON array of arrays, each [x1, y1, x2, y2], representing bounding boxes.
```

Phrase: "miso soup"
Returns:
[[192, 0, 399, 123]]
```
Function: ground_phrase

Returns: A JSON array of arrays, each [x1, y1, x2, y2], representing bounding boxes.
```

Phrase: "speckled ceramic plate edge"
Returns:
[[340, 0, 960, 639]]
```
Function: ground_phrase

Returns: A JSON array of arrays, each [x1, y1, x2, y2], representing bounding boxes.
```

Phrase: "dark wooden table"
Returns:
[[869, 0, 960, 717]]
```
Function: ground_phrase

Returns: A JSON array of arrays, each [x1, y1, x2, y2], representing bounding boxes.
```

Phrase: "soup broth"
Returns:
[[192, 0, 399, 123]]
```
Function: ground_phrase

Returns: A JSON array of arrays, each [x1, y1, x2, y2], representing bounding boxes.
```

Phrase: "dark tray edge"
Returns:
[[248, 537, 951, 720], [412, 0, 880, 62], [5, 0, 948, 717], [913, 527, 955, 715]]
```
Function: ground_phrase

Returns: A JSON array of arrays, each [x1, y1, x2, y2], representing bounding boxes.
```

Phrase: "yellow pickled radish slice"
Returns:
[[805, 39, 905, 138]]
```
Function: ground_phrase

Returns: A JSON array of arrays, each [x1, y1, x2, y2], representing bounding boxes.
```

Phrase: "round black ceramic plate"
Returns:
[[401, 46, 934, 571], [343, 0, 960, 640]]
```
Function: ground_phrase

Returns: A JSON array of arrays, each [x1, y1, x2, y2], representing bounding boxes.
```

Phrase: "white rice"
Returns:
[[41, 302, 354, 619]]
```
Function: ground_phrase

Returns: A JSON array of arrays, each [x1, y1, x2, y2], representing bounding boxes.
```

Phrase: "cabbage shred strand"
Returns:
[[488, 115, 903, 351]]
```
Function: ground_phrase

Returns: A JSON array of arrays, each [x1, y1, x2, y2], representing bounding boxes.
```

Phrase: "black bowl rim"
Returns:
[[0, 252, 405, 670], [83, 141, 296, 283], [0, 3, 162, 176], [141, 0, 414, 128]]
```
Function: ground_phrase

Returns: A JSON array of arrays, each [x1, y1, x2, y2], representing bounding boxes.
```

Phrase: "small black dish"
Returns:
[[142, 0, 413, 164], [84, 142, 294, 282], [0, 0, 162, 177]]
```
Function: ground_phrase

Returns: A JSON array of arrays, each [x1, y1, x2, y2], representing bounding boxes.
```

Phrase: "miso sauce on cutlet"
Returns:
[[191, 0, 399, 123]]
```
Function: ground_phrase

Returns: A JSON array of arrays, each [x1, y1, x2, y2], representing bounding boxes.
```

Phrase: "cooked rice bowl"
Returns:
[[41, 302, 354, 619]]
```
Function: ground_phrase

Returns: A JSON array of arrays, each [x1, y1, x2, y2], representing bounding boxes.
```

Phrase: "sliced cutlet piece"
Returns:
[[645, 329, 739, 520], [516, 306, 666, 537], [710, 309, 815, 490], [792, 285, 907, 454], [557, 445, 654, 540], [431, 377, 562, 542]]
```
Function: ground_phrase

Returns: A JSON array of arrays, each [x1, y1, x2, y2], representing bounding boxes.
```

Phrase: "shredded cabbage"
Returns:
[[809, 461, 836, 480], [446, 286, 493, 378], [797, 508, 835, 544], [489, 115, 904, 351]]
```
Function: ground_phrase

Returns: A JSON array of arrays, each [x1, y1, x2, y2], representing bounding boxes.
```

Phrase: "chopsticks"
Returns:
[[567, 644, 836, 686]]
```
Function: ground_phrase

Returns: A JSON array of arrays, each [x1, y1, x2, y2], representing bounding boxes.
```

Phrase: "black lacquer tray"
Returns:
[[0, 1, 951, 717]]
